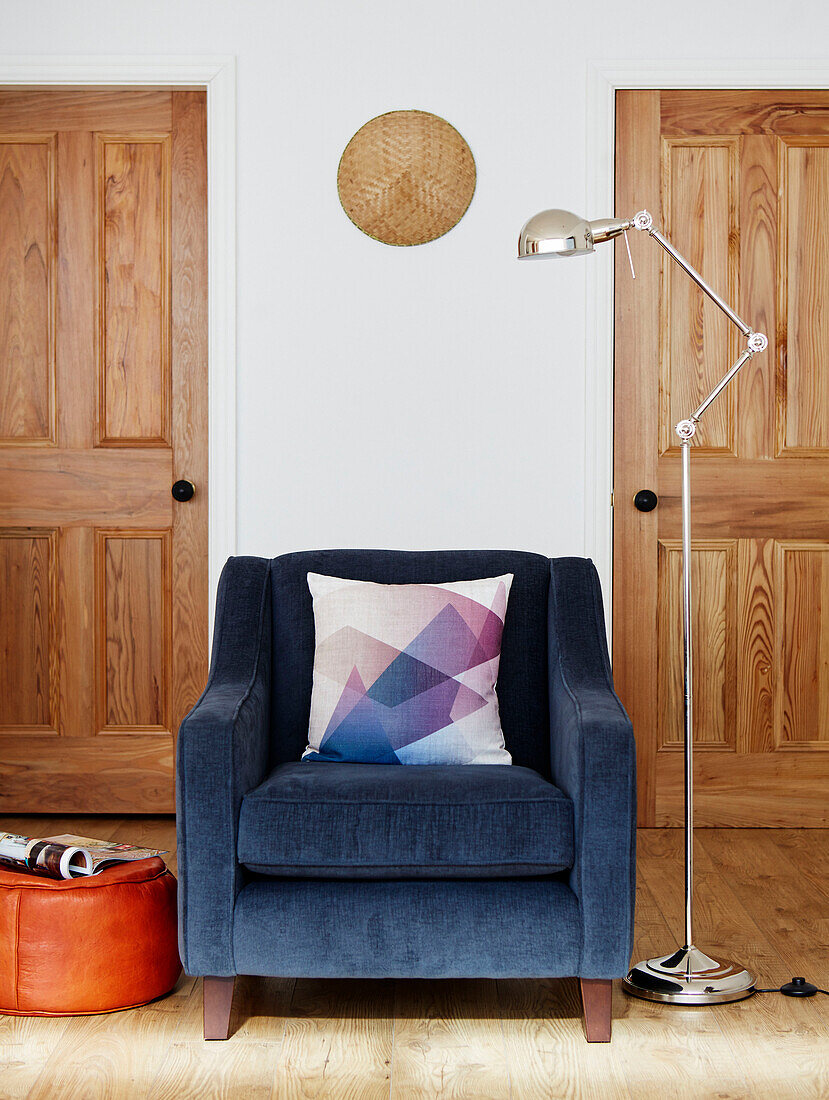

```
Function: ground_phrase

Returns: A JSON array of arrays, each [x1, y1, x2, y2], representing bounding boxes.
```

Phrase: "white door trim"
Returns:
[[585, 61, 829, 635], [0, 55, 237, 636]]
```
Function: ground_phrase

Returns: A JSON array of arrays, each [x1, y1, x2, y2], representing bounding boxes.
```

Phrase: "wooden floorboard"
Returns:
[[273, 978, 394, 1100], [0, 819, 827, 1099], [391, 979, 510, 1100]]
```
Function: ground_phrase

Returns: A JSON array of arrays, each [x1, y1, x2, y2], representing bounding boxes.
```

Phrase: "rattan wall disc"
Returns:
[[337, 110, 476, 246]]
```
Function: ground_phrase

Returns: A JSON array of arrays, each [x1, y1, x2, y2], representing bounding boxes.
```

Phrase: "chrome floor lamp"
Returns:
[[518, 207, 767, 1005]]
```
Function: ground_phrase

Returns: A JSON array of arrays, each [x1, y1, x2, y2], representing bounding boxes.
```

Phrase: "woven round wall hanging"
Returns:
[[337, 110, 476, 246]]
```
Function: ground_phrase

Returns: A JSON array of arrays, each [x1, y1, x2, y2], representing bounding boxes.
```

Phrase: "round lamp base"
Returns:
[[622, 945, 755, 1005]]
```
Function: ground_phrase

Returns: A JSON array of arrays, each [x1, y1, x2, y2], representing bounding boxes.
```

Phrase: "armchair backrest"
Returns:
[[269, 550, 552, 776]]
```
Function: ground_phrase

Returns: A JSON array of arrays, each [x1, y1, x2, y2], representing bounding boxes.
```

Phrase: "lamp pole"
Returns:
[[625, 210, 767, 1003], [518, 205, 767, 1004]]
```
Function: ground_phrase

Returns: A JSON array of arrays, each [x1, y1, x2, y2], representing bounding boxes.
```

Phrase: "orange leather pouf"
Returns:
[[0, 857, 181, 1016]]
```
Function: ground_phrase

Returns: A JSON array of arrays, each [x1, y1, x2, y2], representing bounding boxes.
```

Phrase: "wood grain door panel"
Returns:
[[0, 136, 56, 444], [0, 90, 207, 812], [657, 540, 737, 752], [97, 530, 171, 732], [660, 138, 739, 455], [0, 528, 58, 730], [779, 140, 829, 454], [615, 90, 829, 826], [97, 134, 171, 446]]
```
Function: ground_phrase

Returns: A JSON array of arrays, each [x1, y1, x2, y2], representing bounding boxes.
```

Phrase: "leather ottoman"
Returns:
[[0, 856, 181, 1016]]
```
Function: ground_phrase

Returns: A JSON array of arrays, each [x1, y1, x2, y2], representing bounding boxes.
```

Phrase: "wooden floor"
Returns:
[[1, 820, 827, 1099]]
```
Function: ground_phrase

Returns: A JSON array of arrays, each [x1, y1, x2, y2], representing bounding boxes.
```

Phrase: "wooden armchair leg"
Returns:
[[580, 978, 612, 1042], [203, 976, 236, 1040]]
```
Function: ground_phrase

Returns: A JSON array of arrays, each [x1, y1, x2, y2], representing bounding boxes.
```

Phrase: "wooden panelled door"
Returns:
[[0, 90, 208, 812], [614, 90, 829, 827], [615, 88, 829, 827]]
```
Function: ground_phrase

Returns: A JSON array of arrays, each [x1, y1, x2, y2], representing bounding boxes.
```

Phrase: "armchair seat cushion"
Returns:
[[238, 763, 574, 879]]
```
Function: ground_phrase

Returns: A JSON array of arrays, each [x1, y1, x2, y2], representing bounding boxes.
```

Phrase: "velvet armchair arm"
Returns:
[[176, 556, 272, 976], [547, 557, 637, 978]]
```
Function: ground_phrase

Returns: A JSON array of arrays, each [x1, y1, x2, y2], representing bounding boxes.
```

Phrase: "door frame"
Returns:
[[585, 61, 829, 634], [0, 54, 237, 636]]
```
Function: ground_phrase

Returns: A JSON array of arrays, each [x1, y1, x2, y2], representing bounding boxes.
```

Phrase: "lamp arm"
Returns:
[[644, 223, 752, 336], [630, 210, 768, 441]]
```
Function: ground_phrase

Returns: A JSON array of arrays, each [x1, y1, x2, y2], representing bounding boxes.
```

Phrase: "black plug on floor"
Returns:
[[755, 976, 828, 996], [780, 977, 819, 997]]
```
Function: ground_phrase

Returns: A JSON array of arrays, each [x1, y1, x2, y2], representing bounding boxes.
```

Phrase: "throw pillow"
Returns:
[[302, 572, 514, 765]]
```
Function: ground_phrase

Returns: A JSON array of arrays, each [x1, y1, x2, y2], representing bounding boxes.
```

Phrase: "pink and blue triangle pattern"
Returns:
[[303, 573, 514, 765]]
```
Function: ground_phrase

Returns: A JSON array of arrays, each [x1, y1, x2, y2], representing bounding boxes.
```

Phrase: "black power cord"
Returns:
[[754, 977, 829, 997]]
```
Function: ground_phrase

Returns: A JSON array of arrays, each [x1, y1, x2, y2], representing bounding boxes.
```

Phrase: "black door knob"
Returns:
[[172, 480, 195, 502], [633, 489, 658, 512]]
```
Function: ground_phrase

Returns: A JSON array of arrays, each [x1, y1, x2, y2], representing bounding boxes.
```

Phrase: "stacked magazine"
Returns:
[[0, 833, 167, 880]]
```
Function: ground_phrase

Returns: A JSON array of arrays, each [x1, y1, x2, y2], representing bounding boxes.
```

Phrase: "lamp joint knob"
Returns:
[[675, 419, 697, 441]]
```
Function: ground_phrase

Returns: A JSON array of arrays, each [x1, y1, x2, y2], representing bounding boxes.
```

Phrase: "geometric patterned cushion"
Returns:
[[302, 572, 513, 765]]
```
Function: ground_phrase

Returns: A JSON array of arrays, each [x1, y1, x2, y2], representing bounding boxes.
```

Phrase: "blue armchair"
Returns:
[[176, 551, 636, 1042]]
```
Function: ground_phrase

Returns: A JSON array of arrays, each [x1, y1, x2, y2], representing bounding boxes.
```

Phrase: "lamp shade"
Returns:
[[517, 209, 594, 260]]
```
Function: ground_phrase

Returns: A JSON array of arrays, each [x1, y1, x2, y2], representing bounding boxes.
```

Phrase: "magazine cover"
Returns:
[[0, 833, 167, 880], [47, 835, 167, 872]]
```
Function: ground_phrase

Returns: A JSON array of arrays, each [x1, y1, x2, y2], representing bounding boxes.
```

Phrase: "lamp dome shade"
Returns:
[[517, 209, 593, 259]]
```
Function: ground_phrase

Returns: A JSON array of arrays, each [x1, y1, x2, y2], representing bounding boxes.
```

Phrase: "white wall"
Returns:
[[3, 0, 825, 566]]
